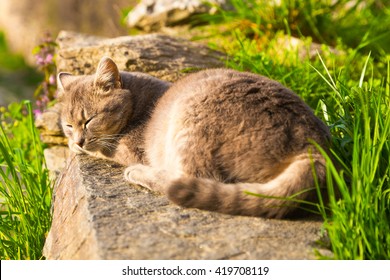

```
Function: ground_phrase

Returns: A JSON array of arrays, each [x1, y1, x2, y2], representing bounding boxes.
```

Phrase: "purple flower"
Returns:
[[33, 32, 57, 113], [35, 55, 45, 66], [48, 74, 56, 85], [33, 109, 42, 118], [45, 54, 53, 64], [41, 95, 49, 103]]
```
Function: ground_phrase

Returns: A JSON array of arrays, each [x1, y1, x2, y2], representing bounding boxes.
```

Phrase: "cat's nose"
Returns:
[[74, 137, 85, 148], [74, 135, 85, 148]]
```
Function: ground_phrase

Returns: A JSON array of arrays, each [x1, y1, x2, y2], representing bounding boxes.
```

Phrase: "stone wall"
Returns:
[[40, 31, 332, 260]]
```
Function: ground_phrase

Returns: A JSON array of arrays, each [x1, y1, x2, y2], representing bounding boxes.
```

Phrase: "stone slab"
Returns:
[[56, 31, 225, 82], [43, 154, 332, 260]]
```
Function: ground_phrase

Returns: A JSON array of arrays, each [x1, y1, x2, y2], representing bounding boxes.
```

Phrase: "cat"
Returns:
[[57, 56, 331, 219]]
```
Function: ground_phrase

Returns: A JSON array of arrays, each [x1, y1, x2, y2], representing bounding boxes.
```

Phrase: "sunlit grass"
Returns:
[[0, 101, 52, 259], [314, 57, 390, 259]]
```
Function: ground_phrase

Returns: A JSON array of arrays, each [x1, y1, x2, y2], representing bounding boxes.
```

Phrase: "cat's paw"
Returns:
[[124, 164, 168, 193], [124, 164, 151, 190]]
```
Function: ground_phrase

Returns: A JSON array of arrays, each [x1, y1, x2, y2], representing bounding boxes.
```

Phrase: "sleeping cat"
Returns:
[[58, 56, 330, 218]]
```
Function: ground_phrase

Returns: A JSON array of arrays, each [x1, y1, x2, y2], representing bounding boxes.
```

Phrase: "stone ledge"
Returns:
[[43, 154, 331, 259], [56, 31, 225, 82]]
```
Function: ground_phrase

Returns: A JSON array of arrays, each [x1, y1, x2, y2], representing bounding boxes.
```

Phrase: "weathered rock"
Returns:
[[56, 31, 106, 50], [35, 102, 69, 180], [44, 146, 69, 180], [44, 154, 332, 259], [43, 155, 101, 259], [56, 31, 225, 82], [125, 0, 228, 31], [35, 103, 67, 146]]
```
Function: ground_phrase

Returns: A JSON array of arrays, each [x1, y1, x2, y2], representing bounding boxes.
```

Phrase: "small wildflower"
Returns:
[[41, 95, 49, 103], [35, 55, 45, 66], [48, 74, 56, 85], [33, 109, 42, 118], [45, 54, 53, 65], [33, 32, 57, 118]]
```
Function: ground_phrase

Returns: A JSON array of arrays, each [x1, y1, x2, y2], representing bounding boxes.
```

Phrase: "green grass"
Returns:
[[200, 0, 390, 56], [314, 57, 390, 259], [0, 101, 52, 259], [198, 0, 390, 259]]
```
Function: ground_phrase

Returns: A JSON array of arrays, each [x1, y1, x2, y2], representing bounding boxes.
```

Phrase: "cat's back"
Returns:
[[147, 68, 328, 142], [151, 68, 310, 115], [145, 68, 330, 180], [147, 68, 300, 126]]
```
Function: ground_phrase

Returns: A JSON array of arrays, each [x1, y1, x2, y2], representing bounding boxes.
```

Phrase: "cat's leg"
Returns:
[[124, 164, 170, 194]]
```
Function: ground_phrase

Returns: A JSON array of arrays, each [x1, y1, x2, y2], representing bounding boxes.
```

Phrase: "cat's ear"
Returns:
[[57, 72, 74, 94], [94, 56, 122, 92]]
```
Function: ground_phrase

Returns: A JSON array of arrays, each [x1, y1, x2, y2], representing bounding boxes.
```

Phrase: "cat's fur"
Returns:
[[58, 56, 331, 219]]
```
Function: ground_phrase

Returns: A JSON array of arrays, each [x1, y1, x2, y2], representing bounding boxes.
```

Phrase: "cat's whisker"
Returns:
[[99, 141, 118, 149], [98, 134, 125, 141], [96, 139, 119, 151]]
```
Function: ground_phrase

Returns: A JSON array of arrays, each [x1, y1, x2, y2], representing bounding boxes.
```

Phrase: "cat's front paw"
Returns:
[[124, 164, 151, 190], [124, 164, 168, 194]]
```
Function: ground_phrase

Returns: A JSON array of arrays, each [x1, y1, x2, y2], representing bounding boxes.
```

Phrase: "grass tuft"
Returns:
[[0, 101, 52, 260], [315, 58, 390, 259]]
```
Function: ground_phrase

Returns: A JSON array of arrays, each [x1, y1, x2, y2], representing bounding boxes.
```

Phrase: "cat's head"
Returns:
[[57, 57, 133, 155]]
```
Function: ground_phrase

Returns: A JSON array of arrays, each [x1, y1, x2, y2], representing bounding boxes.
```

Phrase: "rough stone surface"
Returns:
[[44, 154, 332, 259], [35, 103, 67, 146], [35, 103, 69, 180], [125, 0, 227, 31], [44, 146, 69, 180], [43, 155, 101, 259], [56, 31, 225, 82]]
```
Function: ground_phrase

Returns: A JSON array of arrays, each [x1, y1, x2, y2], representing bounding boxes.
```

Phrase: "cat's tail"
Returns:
[[167, 153, 327, 218]]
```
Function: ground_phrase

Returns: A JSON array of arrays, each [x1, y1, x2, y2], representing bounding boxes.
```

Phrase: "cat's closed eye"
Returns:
[[64, 117, 95, 131], [84, 117, 94, 129], [103, 85, 112, 93]]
